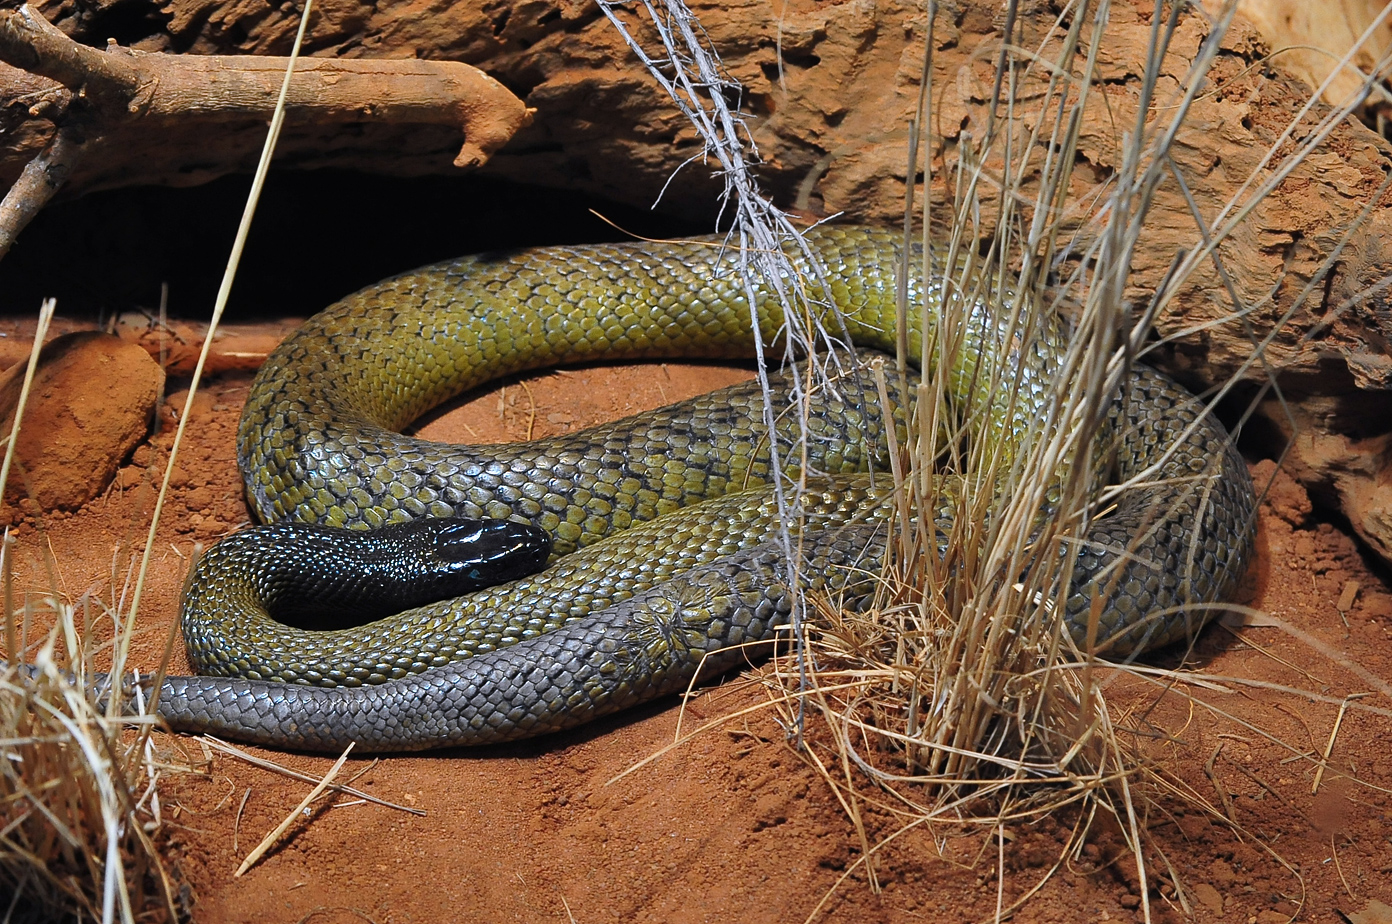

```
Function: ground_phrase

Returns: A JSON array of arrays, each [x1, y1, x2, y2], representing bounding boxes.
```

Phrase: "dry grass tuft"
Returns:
[[740, 0, 1387, 918], [0, 585, 187, 923]]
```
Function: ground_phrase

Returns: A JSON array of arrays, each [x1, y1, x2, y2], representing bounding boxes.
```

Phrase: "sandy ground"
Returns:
[[3, 338, 1391, 923]]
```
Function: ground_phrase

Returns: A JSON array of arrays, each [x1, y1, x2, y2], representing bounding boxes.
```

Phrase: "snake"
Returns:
[[138, 225, 1255, 753]]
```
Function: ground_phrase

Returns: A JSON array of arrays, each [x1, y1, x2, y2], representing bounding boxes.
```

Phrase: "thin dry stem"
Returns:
[[0, 298, 53, 503], [236, 742, 354, 877], [121, 0, 313, 673]]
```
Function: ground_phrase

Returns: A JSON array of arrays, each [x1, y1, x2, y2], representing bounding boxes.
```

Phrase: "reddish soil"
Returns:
[[3, 324, 1391, 924]]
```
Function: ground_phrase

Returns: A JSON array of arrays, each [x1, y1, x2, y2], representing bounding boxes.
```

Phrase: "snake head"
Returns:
[[428, 518, 553, 588]]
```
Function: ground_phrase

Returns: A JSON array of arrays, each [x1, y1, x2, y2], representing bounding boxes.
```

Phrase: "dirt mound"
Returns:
[[0, 331, 163, 515]]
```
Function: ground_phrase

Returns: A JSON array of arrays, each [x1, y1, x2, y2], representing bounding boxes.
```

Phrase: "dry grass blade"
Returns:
[[596, 0, 879, 725], [119, 0, 314, 668], [1311, 693, 1368, 795], [199, 735, 424, 816], [235, 742, 354, 878], [0, 299, 53, 507]]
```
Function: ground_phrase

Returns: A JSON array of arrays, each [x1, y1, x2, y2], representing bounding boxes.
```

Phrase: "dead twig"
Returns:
[[0, 122, 82, 261], [200, 735, 424, 816], [0, 2, 531, 258], [235, 742, 354, 877], [1204, 743, 1237, 823], [1312, 693, 1369, 795]]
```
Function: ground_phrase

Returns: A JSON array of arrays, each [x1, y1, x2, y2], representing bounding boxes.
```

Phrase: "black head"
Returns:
[[427, 517, 553, 590]]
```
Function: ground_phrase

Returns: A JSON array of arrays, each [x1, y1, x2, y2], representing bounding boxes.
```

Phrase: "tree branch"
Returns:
[[0, 121, 82, 260], [0, 4, 140, 103], [119, 54, 530, 168], [0, 2, 532, 257]]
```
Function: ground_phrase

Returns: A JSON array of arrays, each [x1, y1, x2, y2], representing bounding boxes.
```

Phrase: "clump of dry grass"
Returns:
[[0, 587, 186, 923], [760, 2, 1392, 917], [608, 0, 1391, 919]]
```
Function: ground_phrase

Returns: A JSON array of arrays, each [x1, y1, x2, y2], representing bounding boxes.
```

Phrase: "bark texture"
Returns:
[[4, 0, 1392, 560]]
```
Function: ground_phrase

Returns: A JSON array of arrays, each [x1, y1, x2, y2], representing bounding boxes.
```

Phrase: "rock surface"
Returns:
[[0, 331, 164, 513]]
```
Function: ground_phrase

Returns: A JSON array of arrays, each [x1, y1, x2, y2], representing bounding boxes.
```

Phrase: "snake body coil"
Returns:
[[153, 226, 1255, 752]]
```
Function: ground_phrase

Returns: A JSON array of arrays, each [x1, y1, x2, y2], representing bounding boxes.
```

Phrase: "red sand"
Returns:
[[4, 348, 1390, 923]]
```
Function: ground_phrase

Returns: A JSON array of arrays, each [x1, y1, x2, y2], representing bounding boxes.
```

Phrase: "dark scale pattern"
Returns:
[[160, 521, 890, 752], [1063, 365, 1257, 653], [183, 478, 899, 685], [151, 226, 1258, 750]]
